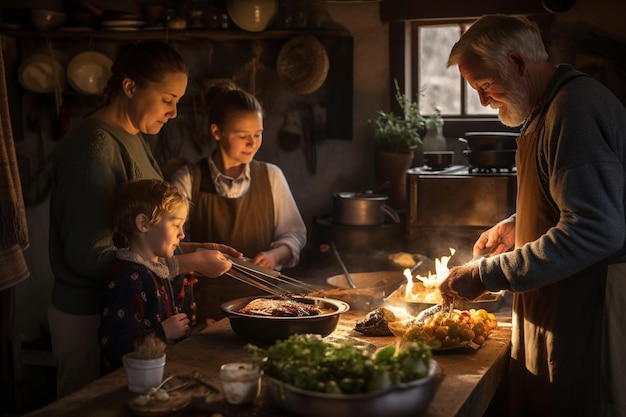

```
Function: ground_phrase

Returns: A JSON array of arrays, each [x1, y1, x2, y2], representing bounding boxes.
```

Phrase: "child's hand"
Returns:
[[162, 313, 190, 340]]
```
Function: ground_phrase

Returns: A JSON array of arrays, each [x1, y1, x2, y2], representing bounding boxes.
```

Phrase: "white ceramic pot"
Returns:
[[122, 353, 166, 393], [219, 362, 262, 405]]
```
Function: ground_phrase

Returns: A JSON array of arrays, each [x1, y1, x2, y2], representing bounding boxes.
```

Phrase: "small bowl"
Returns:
[[30, 9, 67, 31], [423, 151, 454, 171], [266, 360, 439, 417], [325, 271, 405, 310]]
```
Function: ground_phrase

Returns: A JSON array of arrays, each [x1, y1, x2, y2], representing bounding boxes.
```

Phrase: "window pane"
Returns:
[[418, 24, 498, 117], [418, 25, 460, 115]]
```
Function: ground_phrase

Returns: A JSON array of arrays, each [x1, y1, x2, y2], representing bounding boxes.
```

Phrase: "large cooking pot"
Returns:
[[333, 192, 400, 226], [459, 132, 518, 151], [463, 149, 516, 169], [221, 295, 349, 345]]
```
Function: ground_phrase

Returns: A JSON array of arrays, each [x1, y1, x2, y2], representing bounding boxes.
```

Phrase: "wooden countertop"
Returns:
[[23, 310, 512, 417]]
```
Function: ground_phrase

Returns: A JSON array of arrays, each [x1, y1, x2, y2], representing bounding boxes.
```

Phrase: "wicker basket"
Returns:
[[276, 35, 329, 95]]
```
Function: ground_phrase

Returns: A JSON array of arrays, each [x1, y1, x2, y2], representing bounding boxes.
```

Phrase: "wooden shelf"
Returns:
[[0, 27, 352, 42]]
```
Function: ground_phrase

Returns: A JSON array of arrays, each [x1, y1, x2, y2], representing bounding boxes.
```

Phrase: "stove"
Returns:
[[468, 166, 516, 174], [416, 164, 517, 176], [406, 165, 517, 261]]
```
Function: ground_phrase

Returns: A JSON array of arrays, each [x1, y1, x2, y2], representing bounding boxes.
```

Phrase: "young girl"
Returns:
[[170, 81, 307, 322], [100, 179, 191, 374]]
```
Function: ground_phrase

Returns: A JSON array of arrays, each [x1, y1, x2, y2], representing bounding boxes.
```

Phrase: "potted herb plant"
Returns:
[[368, 81, 424, 208], [369, 81, 424, 154]]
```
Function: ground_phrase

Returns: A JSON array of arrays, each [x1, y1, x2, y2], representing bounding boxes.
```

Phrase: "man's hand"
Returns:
[[439, 264, 487, 303], [473, 216, 515, 258]]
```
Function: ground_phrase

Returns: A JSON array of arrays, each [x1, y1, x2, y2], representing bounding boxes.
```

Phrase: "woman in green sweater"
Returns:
[[48, 40, 240, 398]]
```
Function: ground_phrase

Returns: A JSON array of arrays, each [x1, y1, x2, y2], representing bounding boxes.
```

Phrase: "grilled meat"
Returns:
[[238, 298, 323, 317], [354, 307, 397, 336]]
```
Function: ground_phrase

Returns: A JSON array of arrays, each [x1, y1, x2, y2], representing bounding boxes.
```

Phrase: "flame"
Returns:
[[403, 248, 455, 303]]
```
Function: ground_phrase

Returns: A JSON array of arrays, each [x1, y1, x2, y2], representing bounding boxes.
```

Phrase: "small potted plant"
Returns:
[[368, 80, 424, 154], [122, 334, 167, 393], [368, 81, 424, 208]]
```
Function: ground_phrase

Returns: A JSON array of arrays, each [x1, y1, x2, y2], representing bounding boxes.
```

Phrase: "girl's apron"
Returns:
[[188, 159, 274, 322]]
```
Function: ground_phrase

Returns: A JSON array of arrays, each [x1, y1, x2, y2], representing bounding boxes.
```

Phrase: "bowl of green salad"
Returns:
[[246, 334, 439, 417]]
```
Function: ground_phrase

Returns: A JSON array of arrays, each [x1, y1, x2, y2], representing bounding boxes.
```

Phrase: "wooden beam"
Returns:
[[380, 0, 548, 21]]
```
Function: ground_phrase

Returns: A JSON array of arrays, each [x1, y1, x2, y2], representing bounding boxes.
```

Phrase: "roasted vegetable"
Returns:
[[403, 308, 498, 349]]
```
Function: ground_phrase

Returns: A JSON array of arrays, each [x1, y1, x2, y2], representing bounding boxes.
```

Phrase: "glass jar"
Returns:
[[422, 112, 446, 152]]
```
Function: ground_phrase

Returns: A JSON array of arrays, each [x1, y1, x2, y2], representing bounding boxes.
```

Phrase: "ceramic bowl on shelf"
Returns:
[[30, 9, 67, 31], [18, 50, 66, 94], [227, 0, 277, 32], [66, 51, 112, 95]]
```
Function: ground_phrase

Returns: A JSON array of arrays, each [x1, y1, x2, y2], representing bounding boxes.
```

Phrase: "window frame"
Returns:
[[388, 20, 513, 136]]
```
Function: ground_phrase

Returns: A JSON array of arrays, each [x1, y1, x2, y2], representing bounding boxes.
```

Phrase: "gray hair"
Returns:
[[448, 15, 548, 74]]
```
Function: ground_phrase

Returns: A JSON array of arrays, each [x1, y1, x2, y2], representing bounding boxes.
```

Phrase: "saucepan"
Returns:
[[459, 132, 518, 151], [332, 192, 401, 226]]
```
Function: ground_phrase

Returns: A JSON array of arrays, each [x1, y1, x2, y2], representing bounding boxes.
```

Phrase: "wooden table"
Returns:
[[23, 310, 512, 417]]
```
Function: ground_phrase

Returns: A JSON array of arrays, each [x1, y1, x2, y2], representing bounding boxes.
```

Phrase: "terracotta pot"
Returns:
[[374, 148, 415, 209]]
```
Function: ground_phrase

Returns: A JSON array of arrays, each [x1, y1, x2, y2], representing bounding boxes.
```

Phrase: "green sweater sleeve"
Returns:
[[49, 118, 162, 314]]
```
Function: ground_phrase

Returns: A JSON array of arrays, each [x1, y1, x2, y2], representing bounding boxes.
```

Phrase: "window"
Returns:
[[416, 22, 498, 118]]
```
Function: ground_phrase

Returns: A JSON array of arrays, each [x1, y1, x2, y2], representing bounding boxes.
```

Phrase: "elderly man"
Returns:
[[439, 15, 626, 417]]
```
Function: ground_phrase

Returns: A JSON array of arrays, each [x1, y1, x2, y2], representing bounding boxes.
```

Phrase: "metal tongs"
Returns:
[[224, 255, 321, 298], [414, 296, 456, 325]]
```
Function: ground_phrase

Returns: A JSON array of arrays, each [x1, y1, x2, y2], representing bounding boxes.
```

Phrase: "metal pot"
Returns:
[[423, 151, 454, 170], [459, 132, 518, 151], [221, 296, 349, 345], [333, 192, 400, 226], [463, 149, 517, 169]]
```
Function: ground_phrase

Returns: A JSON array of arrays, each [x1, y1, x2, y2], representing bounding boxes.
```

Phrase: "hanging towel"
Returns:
[[0, 35, 30, 290]]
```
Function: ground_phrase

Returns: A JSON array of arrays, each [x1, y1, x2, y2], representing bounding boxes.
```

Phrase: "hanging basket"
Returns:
[[276, 35, 329, 95]]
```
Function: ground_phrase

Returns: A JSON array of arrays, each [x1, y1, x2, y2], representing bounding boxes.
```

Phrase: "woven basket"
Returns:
[[276, 35, 329, 95]]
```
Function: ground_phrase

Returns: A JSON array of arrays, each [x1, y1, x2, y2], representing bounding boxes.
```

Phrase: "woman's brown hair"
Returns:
[[99, 40, 188, 108]]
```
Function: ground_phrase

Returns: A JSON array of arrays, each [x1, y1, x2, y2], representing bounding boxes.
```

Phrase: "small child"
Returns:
[[100, 179, 191, 374]]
